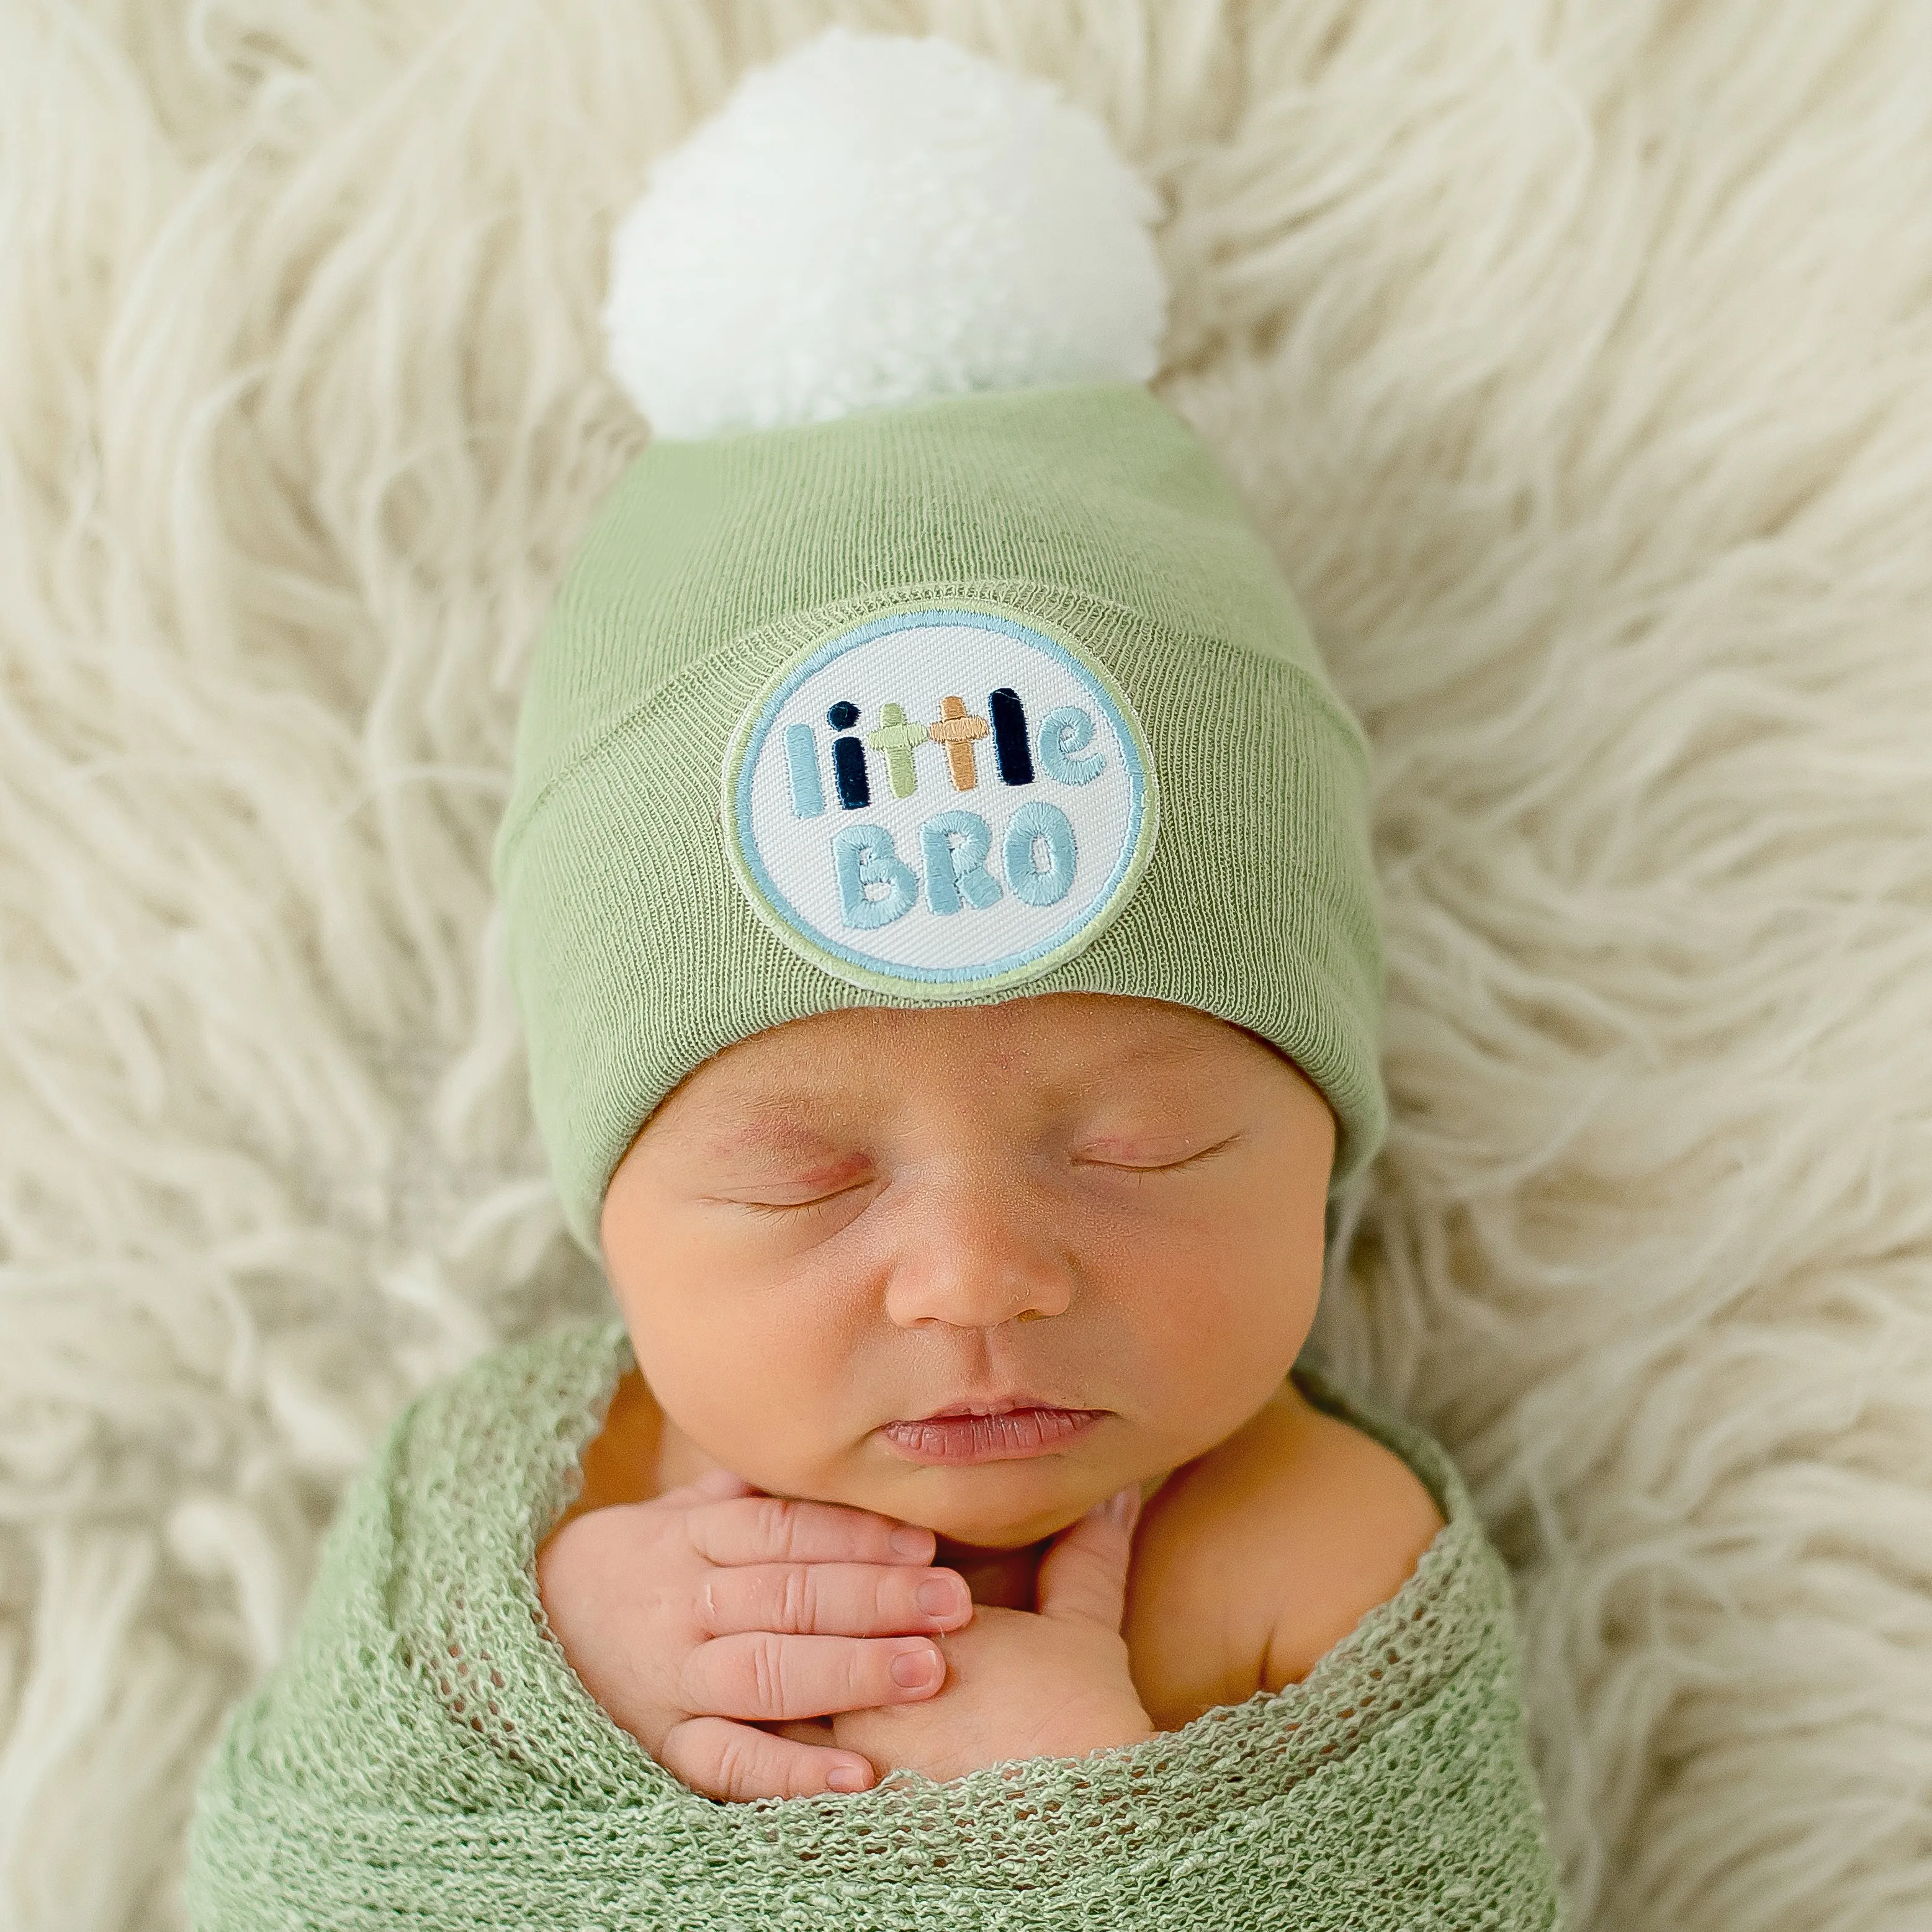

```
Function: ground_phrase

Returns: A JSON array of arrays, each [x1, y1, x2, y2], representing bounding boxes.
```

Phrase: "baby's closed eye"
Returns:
[[1069, 1127, 1244, 1173]]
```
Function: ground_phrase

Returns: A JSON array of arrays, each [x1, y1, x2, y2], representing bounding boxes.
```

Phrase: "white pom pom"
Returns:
[[603, 29, 1167, 439]]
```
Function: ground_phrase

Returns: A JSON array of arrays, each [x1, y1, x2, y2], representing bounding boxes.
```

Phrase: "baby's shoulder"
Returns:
[[1125, 1377, 1448, 1728]]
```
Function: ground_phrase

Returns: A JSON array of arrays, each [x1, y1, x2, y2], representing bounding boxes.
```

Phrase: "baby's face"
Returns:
[[600, 994, 1335, 1549]]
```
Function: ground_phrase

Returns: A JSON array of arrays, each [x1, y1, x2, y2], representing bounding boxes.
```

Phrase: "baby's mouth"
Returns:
[[878, 1401, 1107, 1466]]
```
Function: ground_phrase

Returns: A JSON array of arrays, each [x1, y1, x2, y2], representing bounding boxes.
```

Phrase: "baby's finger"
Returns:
[[1036, 1486, 1140, 1632], [688, 1494, 936, 1568], [699, 1561, 971, 1638], [683, 1631, 946, 1722], [656, 1714, 875, 1800]]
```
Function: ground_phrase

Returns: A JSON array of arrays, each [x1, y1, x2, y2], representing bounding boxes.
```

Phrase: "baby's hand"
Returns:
[[534, 1467, 972, 1800], [805, 1488, 1156, 1784]]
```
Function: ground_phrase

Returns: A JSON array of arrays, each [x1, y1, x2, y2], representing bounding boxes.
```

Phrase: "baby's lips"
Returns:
[[877, 1407, 1105, 1465]]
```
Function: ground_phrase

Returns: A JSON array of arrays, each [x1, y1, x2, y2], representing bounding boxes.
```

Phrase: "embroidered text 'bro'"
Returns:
[[722, 608, 1159, 996]]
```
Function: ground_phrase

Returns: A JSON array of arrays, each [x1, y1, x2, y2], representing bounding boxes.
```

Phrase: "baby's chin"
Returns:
[[833, 1459, 1111, 1552]]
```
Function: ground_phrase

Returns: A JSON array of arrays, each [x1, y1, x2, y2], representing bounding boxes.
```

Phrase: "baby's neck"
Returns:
[[933, 1534, 1047, 1611]]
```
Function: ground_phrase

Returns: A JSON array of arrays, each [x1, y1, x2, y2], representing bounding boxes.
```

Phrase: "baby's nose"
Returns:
[[880, 1203, 1074, 1330]]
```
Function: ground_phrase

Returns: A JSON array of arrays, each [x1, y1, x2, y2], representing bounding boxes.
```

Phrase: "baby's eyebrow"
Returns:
[[687, 1133, 873, 1200], [684, 1107, 859, 1167]]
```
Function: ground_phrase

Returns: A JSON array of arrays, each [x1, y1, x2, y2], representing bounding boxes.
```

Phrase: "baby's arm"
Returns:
[[1254, 1403, 1446, 1692], [1121, 1386, 1449, 1727], [535, 1467, 973, 1799]]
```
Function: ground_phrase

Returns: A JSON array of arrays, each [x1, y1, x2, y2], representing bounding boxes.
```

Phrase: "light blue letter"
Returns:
[[920, 811, 1003, 916], [785, 722, 825, 819], [832, 825, 918, 928], [1004, 801, 1077, 907], [1036, 706, 1104, 786]]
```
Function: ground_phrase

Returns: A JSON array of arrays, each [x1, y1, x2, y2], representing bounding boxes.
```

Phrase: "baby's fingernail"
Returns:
[[827, 1761, 870, 1792], [917, 1574, 966, 1619], [889, 1643, 942, 1690], [1105, 1486, 1140, 1529], [890, 1525, 932, 1560]]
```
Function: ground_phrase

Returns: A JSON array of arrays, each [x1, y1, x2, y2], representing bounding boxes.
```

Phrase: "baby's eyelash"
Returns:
[[727, 1182, 871, 1217], [1077, 1131, 1242, 1174]]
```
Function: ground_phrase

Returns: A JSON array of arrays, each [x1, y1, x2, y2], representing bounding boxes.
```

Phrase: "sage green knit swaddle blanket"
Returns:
[[184, 1321, 1563, 1928]]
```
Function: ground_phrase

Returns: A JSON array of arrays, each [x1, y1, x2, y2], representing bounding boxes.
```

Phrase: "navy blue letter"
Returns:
[[827, 701, 869, 808], [989, 688, 1035, 786]]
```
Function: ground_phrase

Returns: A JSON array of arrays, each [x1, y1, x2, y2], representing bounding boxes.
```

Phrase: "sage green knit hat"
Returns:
[[492, 30, 1385, 1262]]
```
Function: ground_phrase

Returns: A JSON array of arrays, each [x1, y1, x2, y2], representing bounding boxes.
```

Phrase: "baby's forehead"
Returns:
[[656, 997, 1274, 1139], [725, 995, 1239, 1077]]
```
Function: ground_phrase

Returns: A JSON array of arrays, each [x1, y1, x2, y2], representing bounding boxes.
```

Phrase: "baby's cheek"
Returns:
[[1126, 1273, 1311, 1450]]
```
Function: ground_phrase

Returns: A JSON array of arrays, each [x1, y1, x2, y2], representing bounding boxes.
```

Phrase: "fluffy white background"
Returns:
[[3, 2, 1930, 1927]]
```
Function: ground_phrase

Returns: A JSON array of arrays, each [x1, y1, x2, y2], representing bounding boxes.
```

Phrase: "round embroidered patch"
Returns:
[[722, 607, 1159, 997]]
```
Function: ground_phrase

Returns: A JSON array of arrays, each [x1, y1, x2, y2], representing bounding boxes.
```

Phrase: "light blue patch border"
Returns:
[[722, 606, 1159, 996]]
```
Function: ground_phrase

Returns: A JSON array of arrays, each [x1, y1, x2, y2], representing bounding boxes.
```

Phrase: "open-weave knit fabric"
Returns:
[[184, 1320, 1561, 1929]]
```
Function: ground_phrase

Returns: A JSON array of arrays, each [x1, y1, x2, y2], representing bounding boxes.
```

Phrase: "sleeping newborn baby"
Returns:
[[539, 992, 1445, 1800], [186, 29, 1563, 1930]]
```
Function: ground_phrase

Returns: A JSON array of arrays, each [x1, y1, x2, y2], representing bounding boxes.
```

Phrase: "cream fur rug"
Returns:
[[5, 3, 1931, 1927]]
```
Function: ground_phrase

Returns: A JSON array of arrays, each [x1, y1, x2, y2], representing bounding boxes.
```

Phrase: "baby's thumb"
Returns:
[[1035, 1486, 1140, 1631]]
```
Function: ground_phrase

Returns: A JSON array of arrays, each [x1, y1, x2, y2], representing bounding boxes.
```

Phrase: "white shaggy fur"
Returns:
[[5, 4, 1932, 1930], [604, 28, 1166, 437]]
